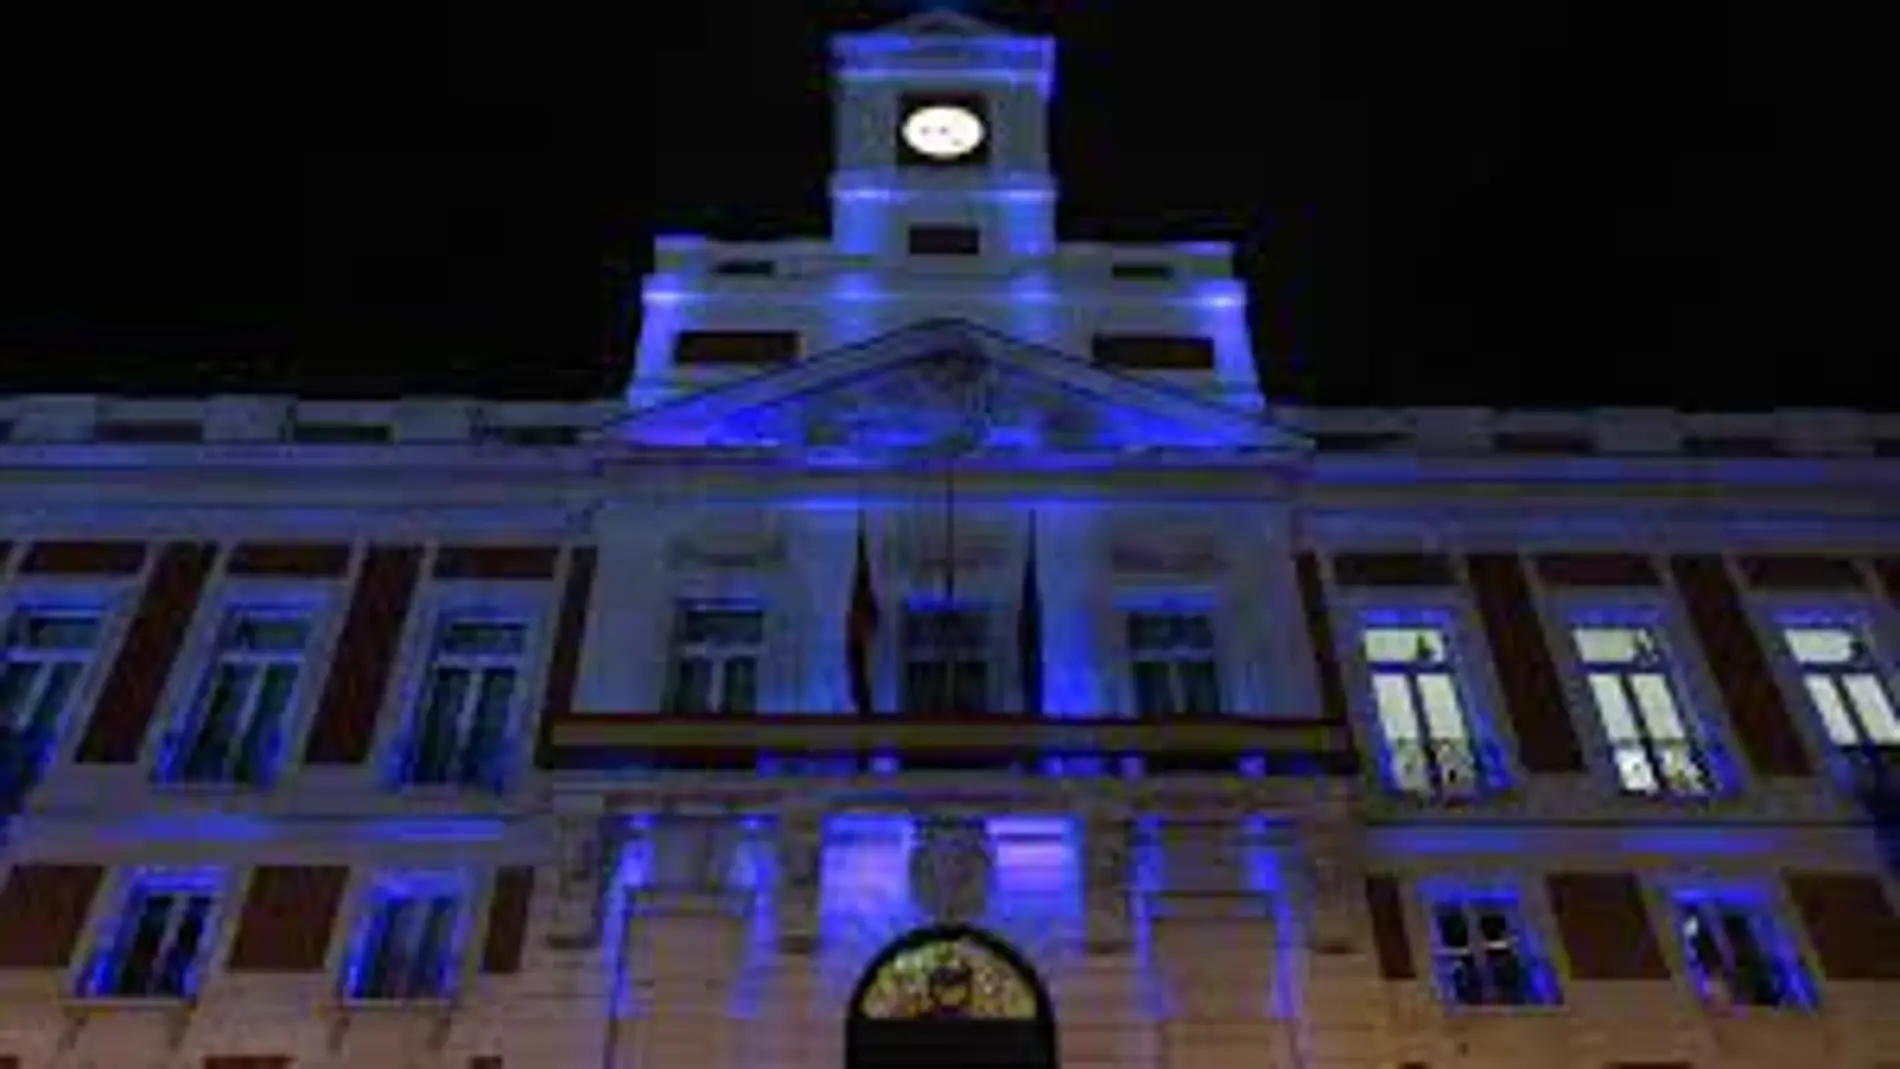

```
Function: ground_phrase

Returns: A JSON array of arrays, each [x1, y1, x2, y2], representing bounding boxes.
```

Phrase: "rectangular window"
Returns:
[[0, 609, 103, 773], [1426, 890, 1557, 1007], [1126, 610, 1221, 716], [344, 878, 462, 1001], [907, 225, 981, 256], [161, 610, 311, 786], [1778, 616, 1900, 790], [902, 604, 990, 713], [663, 601, 763, 714], [398, 617, 526, 790], [1672, 893, 1812, 1009], [1360, 619, 1496, 797], [1571, 621, 1719, 797], [83, 875, 219, 999]]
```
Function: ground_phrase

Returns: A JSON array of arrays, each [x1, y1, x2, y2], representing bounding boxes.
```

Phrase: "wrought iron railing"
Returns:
[[545, 711, 1358, 776]]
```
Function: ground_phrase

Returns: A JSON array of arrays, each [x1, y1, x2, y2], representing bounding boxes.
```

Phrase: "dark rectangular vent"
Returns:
[[1110, 262, 1174, 280], [713, 259, 776, 276], [96, 421, 203, 444], [1681, 435, 1783, 457], [291, 422, 392, 444], [674, 330, 799, 366], [908, 225, 982, 256], [481, 425, 580, 446], [1494, 432, 1594, 455], [1092, 334, 1216, 371], [1312, 432, 1411, 453]]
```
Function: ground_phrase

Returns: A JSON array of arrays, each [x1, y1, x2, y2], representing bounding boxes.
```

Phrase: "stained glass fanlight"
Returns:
[[856, 936, 1039, 1021]]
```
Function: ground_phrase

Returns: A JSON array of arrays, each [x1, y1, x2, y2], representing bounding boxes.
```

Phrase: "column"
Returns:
[[572, 502, 675, 712], [1286, 804, 1396, 1069], [787, 509, 859, 712], [1037, 505, 1107, 717]]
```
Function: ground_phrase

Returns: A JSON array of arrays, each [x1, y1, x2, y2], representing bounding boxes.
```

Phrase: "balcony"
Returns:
[[544, 711, 1357, 776]]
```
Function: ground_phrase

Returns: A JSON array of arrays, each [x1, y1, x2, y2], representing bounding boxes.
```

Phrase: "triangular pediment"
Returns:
[[614, 320, 1306, 463]]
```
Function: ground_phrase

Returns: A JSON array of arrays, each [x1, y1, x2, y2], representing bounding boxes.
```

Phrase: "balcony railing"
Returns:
[[545, 711, 1358, 776]]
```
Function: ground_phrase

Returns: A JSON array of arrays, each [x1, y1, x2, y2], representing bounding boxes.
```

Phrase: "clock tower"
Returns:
[[830, 9, 1057, 260]]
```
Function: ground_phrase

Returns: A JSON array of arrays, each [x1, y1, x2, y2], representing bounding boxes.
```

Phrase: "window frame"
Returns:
[[339, 870, 474, 1004], [1751, 592, 1900, 789], [1349, 606, 1510, 799], [661, 597, 767, 715], [0, 578, 138, 776], [1107, 586, 1238, 721], [1413, 877, 1563, 1010], [897, 597, 998, 715], [1543, 593, 1738, 799], [72, 867, 231, 1002], [1120, 603, 1224, 718], [376, 578, 555, 794], [1653, 881, 1818, 1012]]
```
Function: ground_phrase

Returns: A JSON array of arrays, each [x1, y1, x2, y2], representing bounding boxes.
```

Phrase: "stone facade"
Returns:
[[3, 9, 1900, 1069]]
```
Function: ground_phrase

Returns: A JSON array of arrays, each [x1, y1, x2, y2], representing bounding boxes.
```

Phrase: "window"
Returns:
[[673, 330, 799, 366], [902, 604, 990, 713], [1672, 893, 1812, 1009], [1360, 619, 1496, 797], [160, 610, 311, 785], [344, 878, 463, 1001], [1425, 890, 1557, 1007], [663, 601, 763, 714], [907, 225, 982, 256], [0, 609, 102, 773], [397, 616, 527, 790], [1126, 610, 1221, 716], [1778, 616, 1900, 789], [82, 874, 219, 999], [1571, 621, 1719, 797], [1091, 334, 1216, 371]]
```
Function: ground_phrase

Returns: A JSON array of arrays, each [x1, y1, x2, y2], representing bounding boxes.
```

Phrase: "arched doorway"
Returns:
[[846, 925, 1058, 1069]]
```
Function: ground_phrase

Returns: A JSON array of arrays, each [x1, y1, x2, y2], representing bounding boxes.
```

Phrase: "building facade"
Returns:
[[2, 9, 1900, 1069]]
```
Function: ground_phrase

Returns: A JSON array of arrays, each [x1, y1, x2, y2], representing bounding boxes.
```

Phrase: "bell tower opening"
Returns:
[[845, 925, 1058, 1069]]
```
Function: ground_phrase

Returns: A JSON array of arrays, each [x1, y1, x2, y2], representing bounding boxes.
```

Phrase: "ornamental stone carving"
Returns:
[[546, 811, 619, 951], [908, 817, 994, 924], [775, 811, 824, 954], [1082, 814, 1136, 954]]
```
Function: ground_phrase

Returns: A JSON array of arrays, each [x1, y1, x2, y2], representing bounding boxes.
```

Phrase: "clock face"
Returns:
[[902, 105, 986, 161]]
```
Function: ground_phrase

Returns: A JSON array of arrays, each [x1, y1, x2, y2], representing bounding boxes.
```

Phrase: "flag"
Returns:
[[846, 512, 881, 716], [1017, 512, 1044, 716]]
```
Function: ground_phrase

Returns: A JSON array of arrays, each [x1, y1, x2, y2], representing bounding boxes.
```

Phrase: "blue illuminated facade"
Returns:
[[0, 7, 1896, 1069]]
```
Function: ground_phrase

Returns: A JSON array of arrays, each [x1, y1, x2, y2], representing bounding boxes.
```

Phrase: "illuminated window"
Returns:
[[1672, 893, 1812, 1009], [398, 617, 526, 790], [857, 936, 1038, 1021], [1778, 617, 1899, 789], [1425, 890, 1558, 1007], [902, 604, 990, 713], [1571, 620, 1719, 797], [1126, 610, 1220, 716], [344, 876, 463, 1001], [663, 601, 763, 714], [1359, 618, 1497, 798], [83, 873, 221, 999], [0, 609, 102, 771], [161, 610, 311, 786]]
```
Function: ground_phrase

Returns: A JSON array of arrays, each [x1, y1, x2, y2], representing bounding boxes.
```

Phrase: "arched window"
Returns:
[[855, 934, 1040, 1021]]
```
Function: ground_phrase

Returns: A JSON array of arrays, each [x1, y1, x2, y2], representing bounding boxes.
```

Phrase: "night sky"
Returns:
[[3, 1, 1893, 408]]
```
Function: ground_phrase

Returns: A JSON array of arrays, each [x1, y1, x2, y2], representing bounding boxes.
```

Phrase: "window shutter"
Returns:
[[1785, 872, 1900, 980], [1294, 552, 1350, 725], [480, 867, 536, 975], [226, 865, 350, 972], [536, 547, 597, 766], [1546, 873, 1670, 979], [0, 863, 105, 969], [1670, 555, 1813, 777], [303, 546, 422, 764], [1464, 554, 1584, 773], [1365, 874, 1416, 980], [74, 543, 216, 763]]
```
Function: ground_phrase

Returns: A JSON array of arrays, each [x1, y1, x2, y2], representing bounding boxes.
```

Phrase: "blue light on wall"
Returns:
[[81, 868, 224, 999], [1665, 883, 1819, 1010], [1414, 877, 1562, 1007]]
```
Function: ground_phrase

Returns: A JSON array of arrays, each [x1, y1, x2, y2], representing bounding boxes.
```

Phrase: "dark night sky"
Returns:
[[2, 1, 1894, 407]]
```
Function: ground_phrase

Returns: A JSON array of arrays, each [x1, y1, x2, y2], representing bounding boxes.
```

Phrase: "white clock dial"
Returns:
[[902, 105, 986, 160]]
